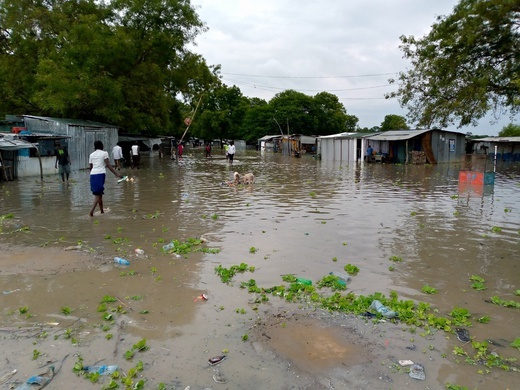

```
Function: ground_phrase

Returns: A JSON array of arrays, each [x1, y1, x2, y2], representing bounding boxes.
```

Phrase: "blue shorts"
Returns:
[[90, 173, 106, 196]]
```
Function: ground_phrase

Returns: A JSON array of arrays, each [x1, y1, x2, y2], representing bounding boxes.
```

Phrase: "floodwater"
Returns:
[[1, 149, 519, 389]]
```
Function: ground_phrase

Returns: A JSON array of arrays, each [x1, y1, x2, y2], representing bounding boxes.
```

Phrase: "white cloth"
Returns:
[[228, 145, 236, 155], [131, 144, 139, 156], [112, 145, 123, 160], [89, 149, 109, 175]]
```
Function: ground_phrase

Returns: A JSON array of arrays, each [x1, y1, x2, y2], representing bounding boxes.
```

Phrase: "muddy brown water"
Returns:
[[1, 150, 519, 389]]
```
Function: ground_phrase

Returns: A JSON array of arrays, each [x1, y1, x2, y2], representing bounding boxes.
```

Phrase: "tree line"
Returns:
[[1, 0, 518, 140]]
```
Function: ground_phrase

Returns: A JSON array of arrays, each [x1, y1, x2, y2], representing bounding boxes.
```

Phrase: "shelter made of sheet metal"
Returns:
[[469, 136, 520, 162], [23, 115, 119, 171], [366, 129, 466, 164], [0, 134, 38, 180], [317, 132, 366, 162]]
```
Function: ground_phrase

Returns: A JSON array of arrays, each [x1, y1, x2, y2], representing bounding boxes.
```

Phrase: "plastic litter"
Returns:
[[194, 294, 208, 302], [2, 289, 20, 295], [163, 242, 175, 251], [399, 360, 414, 366], [82, 365, 118, 375], [409, 363, 425, 380], [134, 248, 145, 256], [114, 257, 130, 266], [15, 366, 54, 390], [117, 175, 128, 183], [296, 277, 312, 286], [456, 328, 470, 342], [208, 355, 226, 366], [329, 271, 352, 285], [369, 300, 397, 318], [0, 369, 17, 385]]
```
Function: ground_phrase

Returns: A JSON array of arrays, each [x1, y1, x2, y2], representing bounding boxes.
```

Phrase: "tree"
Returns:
[[498, 123, 520, 137], [312, 92, 353, 135], [0, 0, 218, 134], [380, 114, 409, 131], [387, 0, 520, 129]]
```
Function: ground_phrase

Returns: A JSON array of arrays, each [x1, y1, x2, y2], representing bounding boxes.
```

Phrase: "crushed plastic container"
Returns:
[[369, 299, 397, 318], [114, 257, 130, 266], [329, 271, 352, 285], [82, 365, 118, 375]]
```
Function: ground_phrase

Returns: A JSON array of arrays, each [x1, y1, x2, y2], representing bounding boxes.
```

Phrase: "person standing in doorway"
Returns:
[[227, 140, 236, 164], [55, 141, 71, 182], [112, 142, 123, 170], [89, 140, 122, 217], [131, 141, 140, 169], [366, 144, 373, 162]]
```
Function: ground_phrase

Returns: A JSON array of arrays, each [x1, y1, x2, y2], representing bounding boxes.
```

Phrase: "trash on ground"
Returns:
[[15, 365, 54, 390], [134, 248, 145, 256], [163, 242, 175, 251], [456, 328, 470, 342], [82, 365, 118, 375], [212, 369, 227, 384], [409, 363, 425, 380], [329, 271, 352, 285], [406, 344, 417, 351], [296, 277, 312, 285], [2, 289, 20, 295], [369, 299, 398, 318], [208, 355, 226, 366], [194, 294, 208, 302], [64, 245, 82, 251], [399, 360, 414, 366], [114, 257, 130, 265], [0, 369, 17, 385], [117, 175, 128, 183]]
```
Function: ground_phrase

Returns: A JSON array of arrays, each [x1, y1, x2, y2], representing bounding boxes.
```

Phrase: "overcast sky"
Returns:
[[190, 0, 517, 136]]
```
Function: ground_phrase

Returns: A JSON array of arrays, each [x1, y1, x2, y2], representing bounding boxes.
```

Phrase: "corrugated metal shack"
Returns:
[[23, 115, 119, 171], [365, 129, 467, 164], [469, 136, 520, 162]]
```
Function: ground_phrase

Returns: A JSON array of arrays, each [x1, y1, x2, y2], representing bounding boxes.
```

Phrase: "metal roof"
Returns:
[[472, 137, 520, 142], [258, 135, 281, 141], [318, 132, 366, 139], [366, 129, 432, 141], [23, 115, 119, 128], [0, 134, 37, 151]]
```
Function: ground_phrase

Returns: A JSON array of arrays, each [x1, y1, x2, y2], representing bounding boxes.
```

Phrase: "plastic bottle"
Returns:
[[329, 271, 352, 285], [162, 242, 174, 251], [134, 248, 145, 256], [82, 365, 118, 375], [114, 257, 130, 266], [369, 299, 397, 318], [296, 277, 312, 286]]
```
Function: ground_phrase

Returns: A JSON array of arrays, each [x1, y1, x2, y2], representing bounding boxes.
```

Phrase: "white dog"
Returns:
[[241, 172, 255, 185]]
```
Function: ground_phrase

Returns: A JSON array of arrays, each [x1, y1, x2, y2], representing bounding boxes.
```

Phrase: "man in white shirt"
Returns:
[[89, 140, 123, 217], [131, 142, 140, 169], [112, 143, 123, 170], [227, 140, 236, 164]]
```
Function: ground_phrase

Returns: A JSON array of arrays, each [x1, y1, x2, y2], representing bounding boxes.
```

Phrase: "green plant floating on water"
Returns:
[[344, 264, 359, 275], [61, 306, 73, 315], [469, 275, 486, 291], [249, 247, 258, 254], [476, 316, 490, 324], [389, 255, 403, 262], [215, 263, 250, 283], [450, 307, 472, 327], [490, 296, 520, 309], [514, 290, 520, 296], [421, 285, 438, 294], [511, 338, 520, 350], [491, 226, 502, 233]]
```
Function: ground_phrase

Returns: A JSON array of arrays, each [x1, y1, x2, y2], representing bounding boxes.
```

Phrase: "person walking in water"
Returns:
[[112, 142, 123, 170], [89, 140, 123, 217], [178, 142, 184, 160], [54, 141, 71, 182], [131, 141, 140, 169], [227, 140, 236, 164]]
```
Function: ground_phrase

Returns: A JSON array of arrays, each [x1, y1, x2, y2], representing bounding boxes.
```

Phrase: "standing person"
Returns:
[[89, 140, 122, 217], [366, 144, 373, 162], [177, 142, 184, 160], [54, 141, 71, 182], [131, 141, 140, 169], [205, 143, 212, 158], [112, 142, 123, 170], [223, 143, 229, 161], [227, 140, 236, 164]]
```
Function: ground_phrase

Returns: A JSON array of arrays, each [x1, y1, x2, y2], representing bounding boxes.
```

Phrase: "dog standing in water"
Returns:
[[225, 172, 255, 187], [241, 172, 255, 185]]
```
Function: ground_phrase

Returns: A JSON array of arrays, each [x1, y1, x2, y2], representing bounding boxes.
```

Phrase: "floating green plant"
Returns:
[[511, 338, 520, 350], [389, 255, 403, 262], [469, 275, 486, 291], [421, 285, 438, 294], [61, 306, 73, 315], [309, 191, 316, 198], [332, 257, 338, 262], [490, 295, 520, 309], [249, 247, 258, 254], [491, 226, 502, 233], [344, 264, 359, 275]]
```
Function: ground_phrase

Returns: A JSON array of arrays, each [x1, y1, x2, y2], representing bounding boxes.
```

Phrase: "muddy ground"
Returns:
[[2, 242, 516, 390]]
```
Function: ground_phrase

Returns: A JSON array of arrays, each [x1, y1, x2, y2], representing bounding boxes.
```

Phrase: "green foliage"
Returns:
[[389, 255, 403, 262], [387, 0, 520, 128], [498, 123, 520, 137], [249, 247, 258, 254], [421, 285, 438, 294], [450, 307, 472, 326], [380, 114, 409, 131], [469, 275, 486, 291], [510, 338, 520, 350], [490, 295, 520, 309], [343, 264, 359, 275], [215, 263, 250, 283]]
